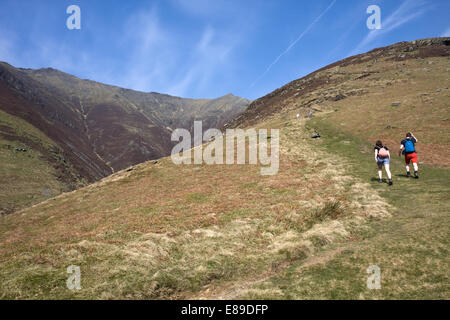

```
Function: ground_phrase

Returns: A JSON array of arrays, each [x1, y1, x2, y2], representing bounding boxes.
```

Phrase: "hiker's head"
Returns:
[[406, 132, 412, 138], [376, 140, 383, 147]]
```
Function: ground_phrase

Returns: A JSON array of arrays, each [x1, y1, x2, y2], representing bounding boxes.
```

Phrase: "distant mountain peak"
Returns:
[[0, 62, 250, 206]]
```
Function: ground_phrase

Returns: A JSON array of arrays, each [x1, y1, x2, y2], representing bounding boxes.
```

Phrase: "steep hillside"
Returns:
[[0, 63, 249, 212], [0, 109, 83, 215], [0, 38, 448, 299], [226, 37, 450, 167]]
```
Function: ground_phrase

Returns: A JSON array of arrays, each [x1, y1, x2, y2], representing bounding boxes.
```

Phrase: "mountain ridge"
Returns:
[[0, 37, 449, 299], [0, 62, 250, 213], [225, 37, 449, 129]]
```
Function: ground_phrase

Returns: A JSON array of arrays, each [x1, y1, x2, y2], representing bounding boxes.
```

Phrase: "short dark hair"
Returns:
[[406, 132, 412, 138], [376, 140, 383, 147]]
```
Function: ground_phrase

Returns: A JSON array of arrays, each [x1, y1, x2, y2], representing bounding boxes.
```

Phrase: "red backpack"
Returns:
[[378, 147, 388, 158]]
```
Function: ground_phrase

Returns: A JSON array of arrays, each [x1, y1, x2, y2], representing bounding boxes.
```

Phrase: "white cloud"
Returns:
[[0, 4, 242, 99], [0, 31, 18, 65], [349, 0, 431, 56], [441, 27, 450, 37], [0, 23, 104, 82], [169, 0, 238, 18], [117, 8, 175, 92], [167, 26, 235, 97], [106, 6, 240, 98], [0, 37, 12, 61]]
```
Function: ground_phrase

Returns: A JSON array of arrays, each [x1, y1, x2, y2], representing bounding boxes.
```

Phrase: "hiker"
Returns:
[[399, 132, 419, 179], [374, 140, 393, 185]]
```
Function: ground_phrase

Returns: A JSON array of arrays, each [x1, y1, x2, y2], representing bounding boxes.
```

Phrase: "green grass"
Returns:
[[1, 109, 448, 300], [0, 138, 64, 214], [0, 110, 57, 148], [186, 193, 209, 203], [310, 200, 344, 223], [0, 110, 76, 214], [244, 116, 450, 299]]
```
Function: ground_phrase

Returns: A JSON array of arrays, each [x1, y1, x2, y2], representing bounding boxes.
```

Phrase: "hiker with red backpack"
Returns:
[[399, 132, 419, 179], [374, 140, 393, 185]]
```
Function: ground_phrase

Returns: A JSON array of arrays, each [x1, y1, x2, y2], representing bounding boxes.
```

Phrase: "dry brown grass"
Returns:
[[0, 112, 391, 299], [311, 56, 450, 167], [2, 43, 447, 300]]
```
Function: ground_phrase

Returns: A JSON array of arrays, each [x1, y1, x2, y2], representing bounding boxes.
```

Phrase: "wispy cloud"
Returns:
[[250, 0, 337, 88], [167, 26, 235, 97], [441, 26, 450, 37], [349, 0, 431, 56], [0, 0, 444, 100], [169, 0, 237, 17], [0, 27, 98, 80], [0, 33, 15, 64], [0, 3, 243, 99], [97, 4, 244, 98], [117, 8, 175, 92]]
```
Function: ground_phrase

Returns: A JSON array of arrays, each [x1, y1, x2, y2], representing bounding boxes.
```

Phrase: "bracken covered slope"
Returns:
[[226, 37, 450, 167], [0, 63, 249, 213], [0, 38, 448, 299]]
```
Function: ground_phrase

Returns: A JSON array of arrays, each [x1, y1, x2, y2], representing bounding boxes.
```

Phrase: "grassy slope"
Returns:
[[0, 110, 71, 215], [242, 116, 449, 299], [314, 56, 450, 168], [0, 114, 392, 299], [0, 63, 249, 213], [230, 54, 450, 300], [2, 109, 447, 299], [0, 41, 448, 300]]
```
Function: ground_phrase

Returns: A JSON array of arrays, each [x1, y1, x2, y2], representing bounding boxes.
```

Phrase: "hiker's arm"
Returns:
[[387, 150, 391, 159], [398, 145, 403, 156], [411, 133, 418, 143], [374, 150, 378, 161]]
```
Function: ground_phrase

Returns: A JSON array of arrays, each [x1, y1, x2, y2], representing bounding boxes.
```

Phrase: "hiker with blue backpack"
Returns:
[[374, 140, 393, 185], [399, 132, 419, 179]]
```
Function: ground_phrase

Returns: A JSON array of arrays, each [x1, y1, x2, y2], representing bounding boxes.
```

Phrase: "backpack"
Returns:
[[378, 147, 388, 158], [404, 140, 415, 153]]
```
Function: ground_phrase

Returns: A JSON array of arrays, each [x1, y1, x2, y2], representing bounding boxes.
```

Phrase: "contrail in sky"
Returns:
[[250, 0, 337, 88]]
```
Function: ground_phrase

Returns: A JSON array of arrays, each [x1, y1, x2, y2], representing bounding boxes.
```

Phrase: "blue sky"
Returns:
[[0, 0, 448, 100]]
